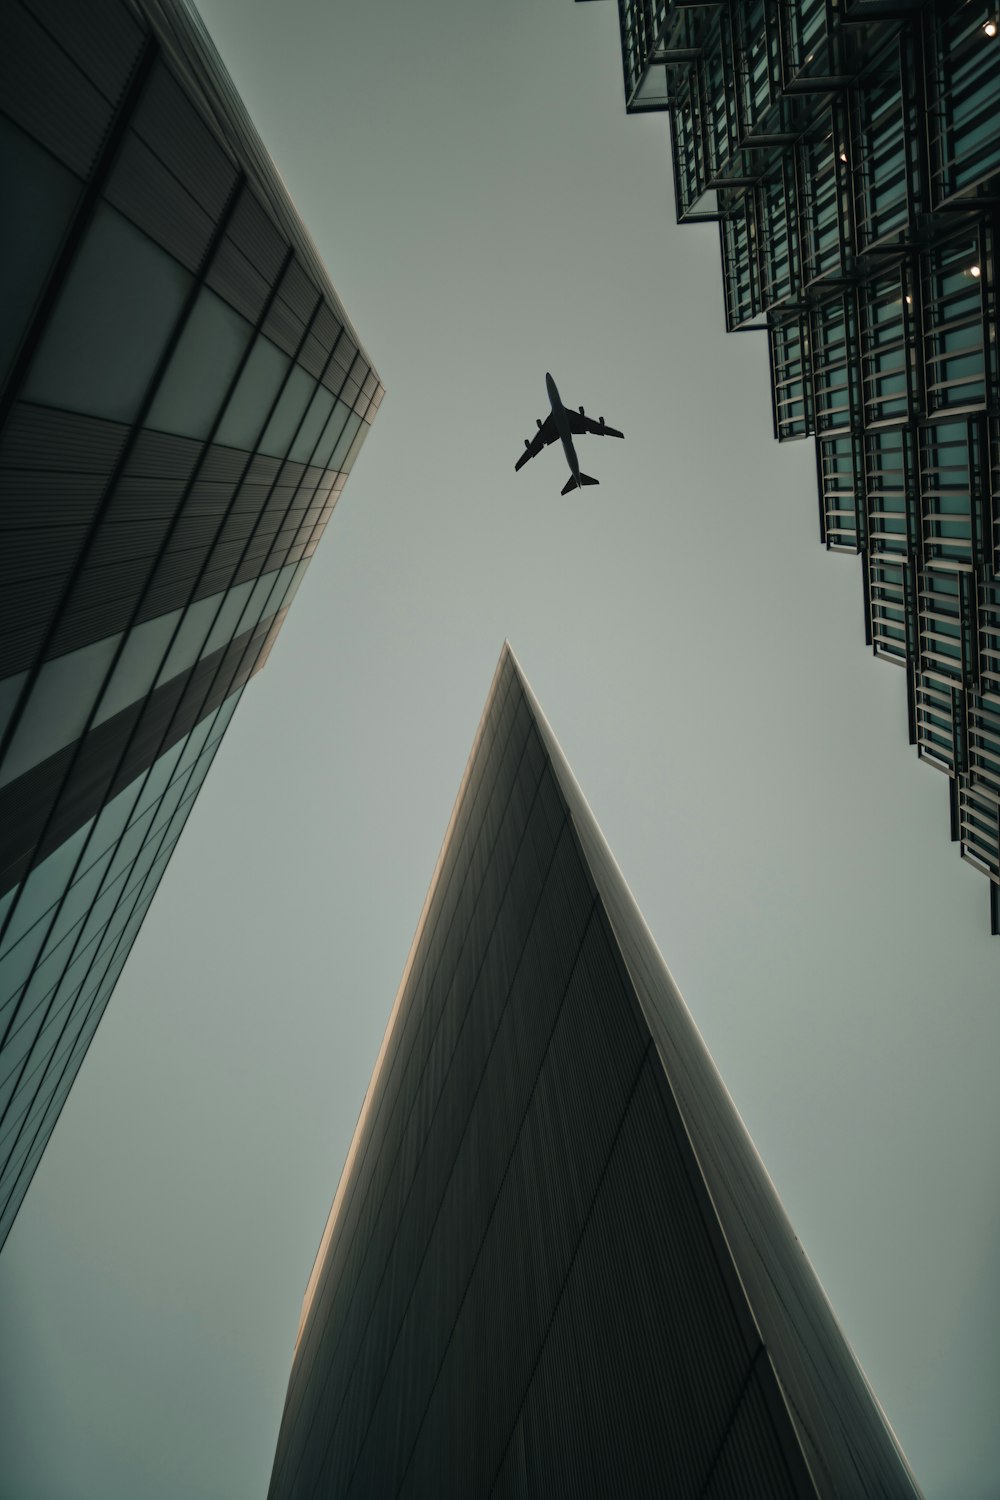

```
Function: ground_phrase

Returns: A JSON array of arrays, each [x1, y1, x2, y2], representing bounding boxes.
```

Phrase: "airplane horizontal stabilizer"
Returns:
[[561, 473, 599, 496]]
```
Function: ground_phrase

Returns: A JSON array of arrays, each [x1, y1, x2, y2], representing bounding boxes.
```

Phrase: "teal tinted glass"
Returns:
[[0, 116, 81, 380], [0, 633, 122, 789], [0, 672, 28, 746], [289, 381, 336, 463], [339, 417, 369, 475], [93, 610, 181, 727], [215, 333, 290, 451], [328, 410, 363, 471], [23, 203, 192, 423], [312, 398, 353, 469], [259, 363, 315, 458], [0, 820, 94, 962], [146, 287, 253, 440]]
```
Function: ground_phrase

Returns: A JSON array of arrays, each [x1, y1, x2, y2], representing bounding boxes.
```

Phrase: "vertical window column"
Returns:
[[864, 424, 918, 559], [919, 415, 987, 569], [920, 224, 995, 417], [926, 2, 1000, 208], [859, 265, 919, 427], [868, 555, 915, 665], [720, 193, 761, 328], [757, 158, 801, 309], [769, 315, 812, 439], [798, 106, 854, 287], [913, 673, 966, 775], [818, 432, 865, 551], [852, 36, 919, 253], [967, 680, 1000, 795]]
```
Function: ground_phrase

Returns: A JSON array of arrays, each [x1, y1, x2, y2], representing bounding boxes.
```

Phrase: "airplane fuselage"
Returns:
[[515, 372, 622, 491], [545, 372, 581, 486]]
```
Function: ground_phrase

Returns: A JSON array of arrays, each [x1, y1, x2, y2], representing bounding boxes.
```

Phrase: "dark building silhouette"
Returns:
[[583, 0, 1000, 929], [0, 0, 382, 1249], [267, 645, 919, 1499]]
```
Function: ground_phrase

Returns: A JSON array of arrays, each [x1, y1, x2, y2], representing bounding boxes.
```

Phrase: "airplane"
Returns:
[[515, 372, 624, 494]]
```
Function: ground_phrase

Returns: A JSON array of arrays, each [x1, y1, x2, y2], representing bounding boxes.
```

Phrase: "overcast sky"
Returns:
[[1, 2, 999, 1496]]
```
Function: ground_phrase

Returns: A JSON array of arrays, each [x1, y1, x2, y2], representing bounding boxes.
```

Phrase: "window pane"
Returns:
[[0, 820, 94, 961], [0, 117, 81, 379], [0, 888, 16, 935], [155, 593, 219, 685], [23, 204, 192, 423], [202, 580, 254, 656], [128, 740, 186, 828], [328, 410, 362, 471], [259, 363, 315, 458], [214, 334, 290, 452], [0, 672, 28, 744], [146, 287, 253, 440], [238, 569, 284, 634], [205, 688, 241, 744], [0, 634, 122, 788], [312, 398, 352, 469], [93, 610, 181, 727], [39, 848, 115, 966], [340, 418, 369, 475], [289, 381, 335, 463]]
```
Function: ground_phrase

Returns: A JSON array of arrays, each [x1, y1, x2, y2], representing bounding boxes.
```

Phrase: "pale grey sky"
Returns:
[[1, 2, 998, 1496]]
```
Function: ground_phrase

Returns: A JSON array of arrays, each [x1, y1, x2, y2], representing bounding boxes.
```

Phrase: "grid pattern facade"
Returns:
[[267, 647, 919, 1499], [594, 0, 1000, 929], [0, 0, 382, 1248]]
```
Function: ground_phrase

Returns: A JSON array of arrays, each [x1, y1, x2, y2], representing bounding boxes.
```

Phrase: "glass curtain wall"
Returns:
[[587, 0, 1000, 928], [0, 0, 383, 1246]]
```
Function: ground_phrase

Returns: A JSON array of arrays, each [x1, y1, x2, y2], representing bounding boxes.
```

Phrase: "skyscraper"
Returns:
[[0, 0, 382, 1249], [267, 644, 919, 1498], [583, 0, 1000, 929]]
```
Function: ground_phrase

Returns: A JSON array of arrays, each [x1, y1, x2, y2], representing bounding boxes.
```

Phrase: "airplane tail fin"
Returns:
[[560, 473, 599, 495]]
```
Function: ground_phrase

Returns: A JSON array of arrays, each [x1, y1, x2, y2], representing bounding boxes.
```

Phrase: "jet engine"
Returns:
[[524, 439, 531, 449], [536, 418, 543, 429], [579, 405, 585, 415], [599, 416, 605, 430]]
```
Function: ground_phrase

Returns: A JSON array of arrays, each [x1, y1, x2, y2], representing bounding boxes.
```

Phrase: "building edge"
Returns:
[[288, 648, 510, 1363], [276, 641, 920, 1497], [508, 642, 921, 1497], [126, 0, 379, 379]]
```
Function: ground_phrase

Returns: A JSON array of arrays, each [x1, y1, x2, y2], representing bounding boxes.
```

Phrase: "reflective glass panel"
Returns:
[[0, 672, 28, 745], [0, 117, 81, 379], [93, 611, 181, 727], [146, 287, 253, 440], [340, 418, 369, 475], [214, 334, 290, 451], [259, 363, 315, 458], [0, 819, 94, 961], [328, 411, 362, 472], [155, 593, 219, 686], [289, 381, 336, 463], [0, 634, 122, 789], [201, 580, 254, 656], [23, 204, 192, 423], [312, 398, 352, 469]]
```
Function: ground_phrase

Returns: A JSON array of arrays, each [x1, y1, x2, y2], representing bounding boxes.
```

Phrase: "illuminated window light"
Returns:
[[905, 294, 913, 305], [984, 20, 998, 38], [839, 149, 848, 163], [970, 264, 982, 278]]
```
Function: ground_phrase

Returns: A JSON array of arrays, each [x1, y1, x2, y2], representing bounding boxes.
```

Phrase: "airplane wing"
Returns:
[[567, 409, 624, 440], [515, 412, 558, 471]]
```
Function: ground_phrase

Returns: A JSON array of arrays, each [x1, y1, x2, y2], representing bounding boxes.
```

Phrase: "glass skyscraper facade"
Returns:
[[267, 645, 919, 1498], [0, 0, 382, 1249], [587, 0, 1000, 928]]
